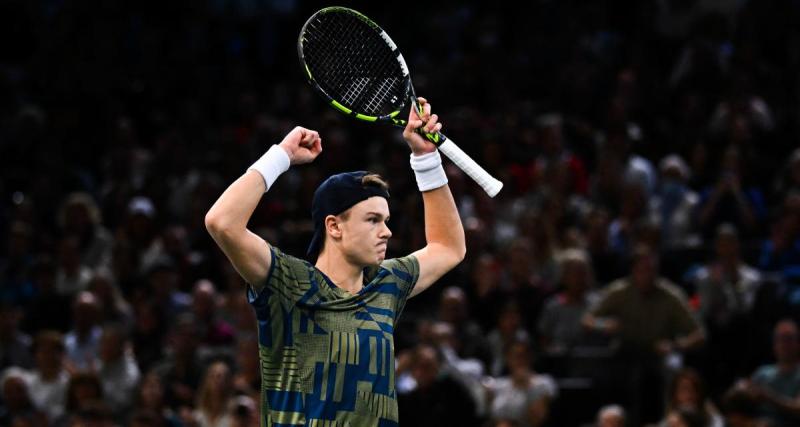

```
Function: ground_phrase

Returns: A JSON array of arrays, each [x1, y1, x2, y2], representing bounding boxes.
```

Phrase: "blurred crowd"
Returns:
[[3, 0, 800, 426]]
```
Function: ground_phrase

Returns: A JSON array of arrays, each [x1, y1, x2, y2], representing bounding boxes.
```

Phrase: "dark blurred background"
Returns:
[[3, 1, 800, 426]]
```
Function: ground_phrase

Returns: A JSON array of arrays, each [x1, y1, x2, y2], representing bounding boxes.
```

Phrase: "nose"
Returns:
[[380, 222, 392, 239]]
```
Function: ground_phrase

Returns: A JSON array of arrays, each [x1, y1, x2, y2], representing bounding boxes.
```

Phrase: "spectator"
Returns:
[[194, 361, 233, 427], [54, 236, 93, 297], [58, 372, 104, 426], [585, 207, 626, 284], [653, 154, 701, 249], [0, 368, 47, 427], [397, 345, 478, 426], [690, 224, 761, 391], [534, 113, 589, 196], [437, 286, 492, 366], [64, 291, 102, 370], [0, 222, 36, 306], [145, 258, 191, 325], [96, 323, 141, 417], [608, 180, 651, 257], [0, 303, 32, 370], [57, 192, 114, 269], [735, 319, 800, 426], [191, 280, 234, 347], [660, 368, 724, 427], [583, 245, 705, 425], [122, 196, 160, 275], [27, 331, 69, 422], [132, 372, 180, 427], [487, 302, 531, 377], [486, 340, 557, 427], [538, 249, 599, 356], [130, 300, 166, 373], [773, 149, 800, 202], [758, 192, 800, 274], [698, 145, 766, 240], [692, 224, 761, 327], [152, 314, 205, 410], [87, 268, 133, 328]]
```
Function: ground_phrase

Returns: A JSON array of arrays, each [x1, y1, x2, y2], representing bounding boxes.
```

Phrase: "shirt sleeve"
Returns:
[[247, 245, 309, 307], [671, 293, 703, 337], [380, 255, 420, 321], [591, 284, 622, 317]]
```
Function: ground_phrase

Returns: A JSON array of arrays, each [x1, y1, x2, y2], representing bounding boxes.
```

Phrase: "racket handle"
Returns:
[[437, 137, 503, 197]]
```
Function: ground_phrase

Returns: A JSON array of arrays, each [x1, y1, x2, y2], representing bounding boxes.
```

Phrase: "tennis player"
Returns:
[[205, 98, 465, 426]]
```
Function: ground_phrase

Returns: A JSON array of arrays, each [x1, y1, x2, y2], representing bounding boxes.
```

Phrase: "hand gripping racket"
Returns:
[[298, 6, 503, 197]]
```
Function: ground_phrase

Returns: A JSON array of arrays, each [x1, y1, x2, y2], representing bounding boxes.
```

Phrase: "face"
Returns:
[[411, 348, 439, 389], [140, 373, 164, 408], [675, 376, 699, 408], [99, 329, 123, 362], [332, 197, 392, 266], [206, 362, 231, 392], [506, 342, 531, 373], [631, 253, 657, 288], [774, 321, 799, 363], [562, 260, 589, 292], [715, 234, 739, 261], [598, 412, 624, 427]]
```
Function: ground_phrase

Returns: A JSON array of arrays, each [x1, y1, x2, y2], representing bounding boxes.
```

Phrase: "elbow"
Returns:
[[446, 242, 466, 269], [204, 210, 230, 238], [455, 242, 466, 263]]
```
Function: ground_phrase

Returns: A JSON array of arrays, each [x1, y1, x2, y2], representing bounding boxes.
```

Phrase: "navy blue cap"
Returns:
[[307, 171, 390, 261]]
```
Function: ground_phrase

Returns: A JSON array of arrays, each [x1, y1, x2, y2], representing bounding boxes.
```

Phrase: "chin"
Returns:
[[372, 253, 386, 265]]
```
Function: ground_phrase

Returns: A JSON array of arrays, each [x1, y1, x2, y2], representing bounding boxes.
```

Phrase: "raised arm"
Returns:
[[205, 127, 322, 285], [404, 99, 466, 298]]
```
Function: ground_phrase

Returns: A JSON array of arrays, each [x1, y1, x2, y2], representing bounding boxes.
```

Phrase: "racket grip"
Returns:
[[437, 138, 503, 197]]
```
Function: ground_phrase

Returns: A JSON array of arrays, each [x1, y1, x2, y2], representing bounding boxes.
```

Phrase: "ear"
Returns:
[[325, 215, 343, 240]]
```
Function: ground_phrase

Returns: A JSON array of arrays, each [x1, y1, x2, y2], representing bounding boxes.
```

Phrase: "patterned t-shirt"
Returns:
[[248, 246, 419, 427]]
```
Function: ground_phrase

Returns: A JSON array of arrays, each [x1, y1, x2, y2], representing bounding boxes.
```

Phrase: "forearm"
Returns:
[[582, 313, 618, 334], [421, 184, 465, 261], [675, 328, 705, 352], [205, 171, 266, 238]]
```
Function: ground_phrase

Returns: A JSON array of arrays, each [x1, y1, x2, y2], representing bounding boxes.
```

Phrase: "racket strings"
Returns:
[[302, 11, 406, 116]]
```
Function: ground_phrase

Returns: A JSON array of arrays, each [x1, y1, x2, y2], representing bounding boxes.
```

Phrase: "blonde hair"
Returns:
[[195, 361, 233, 422], [57, 192, 102, 227]]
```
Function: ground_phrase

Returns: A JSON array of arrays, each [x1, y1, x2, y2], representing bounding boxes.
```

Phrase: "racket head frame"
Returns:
[[298, 6, 414, 128]]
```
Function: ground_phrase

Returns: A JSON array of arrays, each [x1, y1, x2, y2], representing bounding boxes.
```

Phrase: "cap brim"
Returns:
[[306, 228, 323, 261]]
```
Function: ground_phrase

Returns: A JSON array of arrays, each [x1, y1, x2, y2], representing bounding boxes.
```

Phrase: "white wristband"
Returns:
[[410, 151, 448, 192], [248, 145, 290, 191]]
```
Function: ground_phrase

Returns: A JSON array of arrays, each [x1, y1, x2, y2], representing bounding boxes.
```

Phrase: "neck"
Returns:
[[316, 250, 365, 295]]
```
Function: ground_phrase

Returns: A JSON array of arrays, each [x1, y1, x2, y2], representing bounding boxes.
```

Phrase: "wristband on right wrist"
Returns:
[[248, 145, 290, 192], [410, 150, 448, 192]]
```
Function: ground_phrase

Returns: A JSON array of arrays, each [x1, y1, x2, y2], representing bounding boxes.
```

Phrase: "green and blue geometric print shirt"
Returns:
[[248, 246, 419, 427]]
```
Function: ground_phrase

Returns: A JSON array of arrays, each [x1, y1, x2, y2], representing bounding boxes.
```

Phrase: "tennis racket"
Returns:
[[297, 6, 503, 197]]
